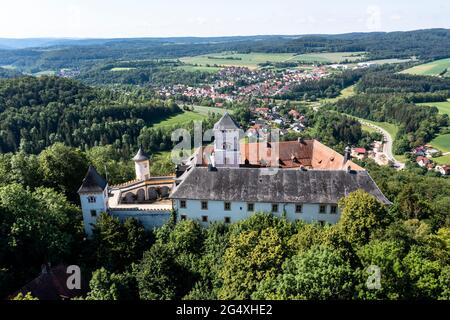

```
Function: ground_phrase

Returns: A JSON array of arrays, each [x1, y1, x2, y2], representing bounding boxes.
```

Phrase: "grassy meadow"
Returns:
[[401, 58, 450, 76], [180, 51, 366, 70]]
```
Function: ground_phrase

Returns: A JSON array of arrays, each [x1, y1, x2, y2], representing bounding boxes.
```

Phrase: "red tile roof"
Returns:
[[199, 139, 363, 171]]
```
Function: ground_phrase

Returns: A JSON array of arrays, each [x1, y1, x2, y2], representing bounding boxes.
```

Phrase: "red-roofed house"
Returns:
[[416, 156, 431, 168], [351, 147, 367, 160], [435, 165, 450, 175]]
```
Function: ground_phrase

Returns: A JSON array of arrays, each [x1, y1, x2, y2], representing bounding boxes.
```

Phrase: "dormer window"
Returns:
[[88, 196, 96, 203]]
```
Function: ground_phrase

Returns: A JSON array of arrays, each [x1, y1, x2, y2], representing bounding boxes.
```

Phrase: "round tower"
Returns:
[[133, 148, 150, 180]]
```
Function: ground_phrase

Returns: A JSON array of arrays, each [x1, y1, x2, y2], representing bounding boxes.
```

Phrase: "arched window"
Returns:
[[88, 196, 96, 203]]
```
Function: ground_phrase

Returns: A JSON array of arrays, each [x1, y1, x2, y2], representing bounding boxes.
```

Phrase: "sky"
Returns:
[[0, 0, 449, 38]]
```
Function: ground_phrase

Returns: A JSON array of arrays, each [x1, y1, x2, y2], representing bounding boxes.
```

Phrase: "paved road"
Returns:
[[360, 121, 405, 170]]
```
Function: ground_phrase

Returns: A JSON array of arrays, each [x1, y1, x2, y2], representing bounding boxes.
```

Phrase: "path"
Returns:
[[359, 121, 405, 170]]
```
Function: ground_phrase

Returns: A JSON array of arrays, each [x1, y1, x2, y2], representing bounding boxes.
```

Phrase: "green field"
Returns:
[[401, 58, 450, 76], [181, 52, 296, 69], [191, 105, 231, 115], [180, 51, 366, 69], [417, 101, 450, 116], [430, 134, 450, 153], [417, 101, 450, 156], [433, 154, 450, 165], [360, 119, 399, 138], [152, 111, 206, 129], [291, 52, 366, 63], [152, 106, 231, 129]]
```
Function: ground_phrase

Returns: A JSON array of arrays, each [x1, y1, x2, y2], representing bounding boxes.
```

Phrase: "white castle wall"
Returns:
[[174, 199, 341, 225], [110, 209, 172, 229]]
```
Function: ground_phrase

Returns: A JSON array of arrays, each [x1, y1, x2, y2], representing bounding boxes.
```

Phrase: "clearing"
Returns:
[[429, 134, 450, 153], [417, 100, 450, 116], [152, 105, 231, 129], [180, 51, 366, 70], [400, 58, 450, 77]]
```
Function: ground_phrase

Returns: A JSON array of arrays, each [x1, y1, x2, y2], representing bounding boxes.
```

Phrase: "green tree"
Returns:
[[91, 213, 150, 272], [135, 243, 185, 300], [38, 143, 89, 201], [338, 190, 389, 245], [86, 267, 138, 300], [253, 245, 355, 300]]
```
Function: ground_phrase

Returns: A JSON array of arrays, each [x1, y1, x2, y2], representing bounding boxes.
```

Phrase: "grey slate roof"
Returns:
[[170, 167, 391, 205], [78, 166, 107, 194], [214, 112, 240, 130], [132, 148, 149, 161]]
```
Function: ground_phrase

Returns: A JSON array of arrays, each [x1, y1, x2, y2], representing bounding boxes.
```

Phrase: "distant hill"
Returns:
[[0, 29, 448, 73]]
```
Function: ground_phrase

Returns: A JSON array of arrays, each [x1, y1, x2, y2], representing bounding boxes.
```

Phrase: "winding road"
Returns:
[[359, 120, 405, 170]]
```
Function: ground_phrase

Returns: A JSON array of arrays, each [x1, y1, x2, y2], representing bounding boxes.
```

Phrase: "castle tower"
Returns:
[[133, 148, 151, 180], [78, 166, 108, 237], [213, 112, 241, 167]]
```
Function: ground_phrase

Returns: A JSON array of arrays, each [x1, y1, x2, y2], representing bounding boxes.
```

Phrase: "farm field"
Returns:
[[180, 51, 366, 69], [433, 154, 450, 165], [417, 100, 450, 116], [291, 52, 366, 63], [430, 134, 450, 153], [400, 58, 450, 76], [180, 52, 296, 69]]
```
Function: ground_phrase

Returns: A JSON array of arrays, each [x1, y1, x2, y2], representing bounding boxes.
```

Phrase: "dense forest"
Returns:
[[0, 76, 184, 154]]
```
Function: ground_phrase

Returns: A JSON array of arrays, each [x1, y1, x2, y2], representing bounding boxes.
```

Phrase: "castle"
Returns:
[[79, 113, 390, 236]]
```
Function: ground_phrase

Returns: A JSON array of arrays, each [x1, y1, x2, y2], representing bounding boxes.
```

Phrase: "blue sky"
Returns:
[[0, 0, 449, 38]]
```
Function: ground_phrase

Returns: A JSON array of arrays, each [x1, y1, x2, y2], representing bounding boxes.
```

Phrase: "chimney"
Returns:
[[344, 146, 351, 163]]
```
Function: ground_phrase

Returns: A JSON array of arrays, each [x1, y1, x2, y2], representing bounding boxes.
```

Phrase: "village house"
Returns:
[[416, 156, 433, 169], [351, 147, 367, 160], [435, 164, 450, 176]]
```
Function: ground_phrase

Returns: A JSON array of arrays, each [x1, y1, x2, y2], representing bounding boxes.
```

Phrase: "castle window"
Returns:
[[224, 202, 231, 211], [202, 215, 208, 222], [224, 217, 231, 224], [319, 205, 327, 214], [88, 196, 96, 203], [247, 203, 254, 212], [330, 205, 338, 214], [90, 210, 97, 217], [180, 200, 187, 209], [272, 204, 279, 213], [201, 201, 208, 210], [180, 215, 187, 221], [295, 204, 303, 213]]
